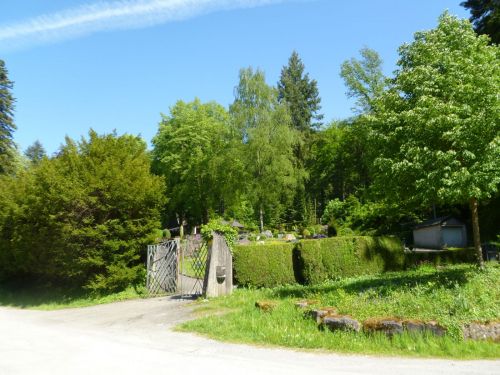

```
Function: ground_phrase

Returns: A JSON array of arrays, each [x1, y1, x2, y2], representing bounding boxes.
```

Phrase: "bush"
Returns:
[[162, 229, 171, 239], [231, 237, 478, 289], [0, 131, 165, 293], [233, 243, 296, 288], [405, 248, 477, 267], [201, 219, 238, 251], [297, 236, 405, 284]]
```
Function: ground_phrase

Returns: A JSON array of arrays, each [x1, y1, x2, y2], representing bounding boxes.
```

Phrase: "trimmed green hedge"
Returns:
[[405, 248, 477, 267], [297, 236, 405, 284], [233, 243, 296, 288], [233, 237, 478, 288]]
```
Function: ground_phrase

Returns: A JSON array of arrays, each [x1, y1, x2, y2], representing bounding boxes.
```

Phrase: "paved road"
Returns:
[[0, 297, 498, 375]]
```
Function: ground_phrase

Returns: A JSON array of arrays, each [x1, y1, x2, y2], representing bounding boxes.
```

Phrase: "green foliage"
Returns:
[[369, 13, 500, 266], [406, 248, 477, 267], [322, 198, 347, 224], [0, 130, 165, 293], [162, 228, 171, 239], [370, 13, 500, 208], [152, 98, 235, 226], [201, 219, 238, 251], [277, 50, 323, 133], [340, 47, 386, 113], [24, 140, 46, 165], [233, 243, 296, 288], [461, 0, 500, 43], [0, 59, 16, 175], [233, 236, 406, 288], [307, 120, 371, 214], [298, 237, 405, 284], [230, 67, 303, 231], [322, 196, 419, 236]]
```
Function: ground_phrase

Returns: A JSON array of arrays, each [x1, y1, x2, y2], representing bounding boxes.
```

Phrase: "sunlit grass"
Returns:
[[178, 263, 500, 359]]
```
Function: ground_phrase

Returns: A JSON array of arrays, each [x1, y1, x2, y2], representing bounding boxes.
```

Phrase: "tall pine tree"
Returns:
[[24, 140, 47, 165], [0, 59, 16, 174], [461, 0, 500, 44], [278, 51, 323, 134], [278, 52, 323, 224]]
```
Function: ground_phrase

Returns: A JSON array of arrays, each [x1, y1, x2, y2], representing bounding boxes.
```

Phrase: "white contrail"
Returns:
[[0, 0, 290, 51]]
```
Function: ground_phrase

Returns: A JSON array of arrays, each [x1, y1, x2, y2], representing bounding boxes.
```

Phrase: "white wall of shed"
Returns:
[[413, 226, 441, 249], [441, 227, 467, 248]]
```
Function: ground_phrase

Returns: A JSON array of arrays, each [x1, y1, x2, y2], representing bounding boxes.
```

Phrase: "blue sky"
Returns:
[[1, 0, 469, 154]]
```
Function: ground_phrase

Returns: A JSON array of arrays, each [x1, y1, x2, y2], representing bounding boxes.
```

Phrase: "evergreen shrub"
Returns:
[[297, 236, 405, 284], [233, 243, 296, 287], [405, 248, 476, 267]]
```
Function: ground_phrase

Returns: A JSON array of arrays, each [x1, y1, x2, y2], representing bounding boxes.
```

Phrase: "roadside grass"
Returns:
[[178, 263, 500, 359], [0, 283, 148, 310]]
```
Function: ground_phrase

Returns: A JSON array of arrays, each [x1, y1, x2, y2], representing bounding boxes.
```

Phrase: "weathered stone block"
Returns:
[[402, 319, 426, 334], [308, 307, 338, 323], [424, 321, 447, 337], [463, 321, 500, 342], [323, 315, 360, 332], [363, 318, 403, 336]]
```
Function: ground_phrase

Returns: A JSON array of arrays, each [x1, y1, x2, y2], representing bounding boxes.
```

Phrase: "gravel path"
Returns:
[[0, 297, 498, 375]]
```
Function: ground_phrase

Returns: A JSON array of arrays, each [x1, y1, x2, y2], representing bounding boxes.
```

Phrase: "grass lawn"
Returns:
[[178, 263, 500, 359], [0, 283, 148, 310]]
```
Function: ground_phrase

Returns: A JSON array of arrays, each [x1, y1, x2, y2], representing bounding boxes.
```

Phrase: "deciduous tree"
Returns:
[[369, 13, 500, 267], [340, 48, 386, 114], [231, 68, 301, 231], [152, 99, 234, 226]]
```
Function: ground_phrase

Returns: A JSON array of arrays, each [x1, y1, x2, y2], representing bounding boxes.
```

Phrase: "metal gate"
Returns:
[[146, 239, 179, 295], [179, 236, 208, 296], [146, 235, 207, 297]]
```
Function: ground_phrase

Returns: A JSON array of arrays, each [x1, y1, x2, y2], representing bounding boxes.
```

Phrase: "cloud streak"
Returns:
[[0, 0, 289, 51]]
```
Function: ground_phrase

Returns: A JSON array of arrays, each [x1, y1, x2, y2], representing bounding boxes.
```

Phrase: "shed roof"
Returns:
[[414, 216, 464, 229]]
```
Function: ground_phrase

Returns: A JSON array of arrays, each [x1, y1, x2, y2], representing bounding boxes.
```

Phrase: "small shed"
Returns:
[[413, 216, 467, 250]]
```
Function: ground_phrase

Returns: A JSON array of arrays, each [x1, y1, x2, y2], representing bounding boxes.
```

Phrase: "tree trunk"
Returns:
[[259, 205, 264, 233], [469, 197, 484, 269]]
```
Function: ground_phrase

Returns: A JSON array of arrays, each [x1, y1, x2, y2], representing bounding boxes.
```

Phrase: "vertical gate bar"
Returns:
[[175, 238, 180, 295], [180, 238, 184, 296], [146, 245, 151, 291]]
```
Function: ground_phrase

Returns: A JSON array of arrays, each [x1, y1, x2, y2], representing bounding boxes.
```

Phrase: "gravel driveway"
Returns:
[[0, 297, 498, 375]]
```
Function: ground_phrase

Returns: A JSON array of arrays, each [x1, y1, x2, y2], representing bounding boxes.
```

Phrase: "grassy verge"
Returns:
[[0, 283, 148, 310], [178, 263, 500, 359]]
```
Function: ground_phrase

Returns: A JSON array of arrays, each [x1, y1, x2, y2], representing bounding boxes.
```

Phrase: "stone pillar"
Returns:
[[203, 232, 233, 298]]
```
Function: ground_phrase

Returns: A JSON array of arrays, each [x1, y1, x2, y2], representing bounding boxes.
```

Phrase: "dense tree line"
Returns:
[[0, 11, 498, 290], [151, 13, 499, 267]]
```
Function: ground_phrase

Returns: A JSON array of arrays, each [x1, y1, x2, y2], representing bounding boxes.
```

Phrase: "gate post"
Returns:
[[203, 232, 233, 298]]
